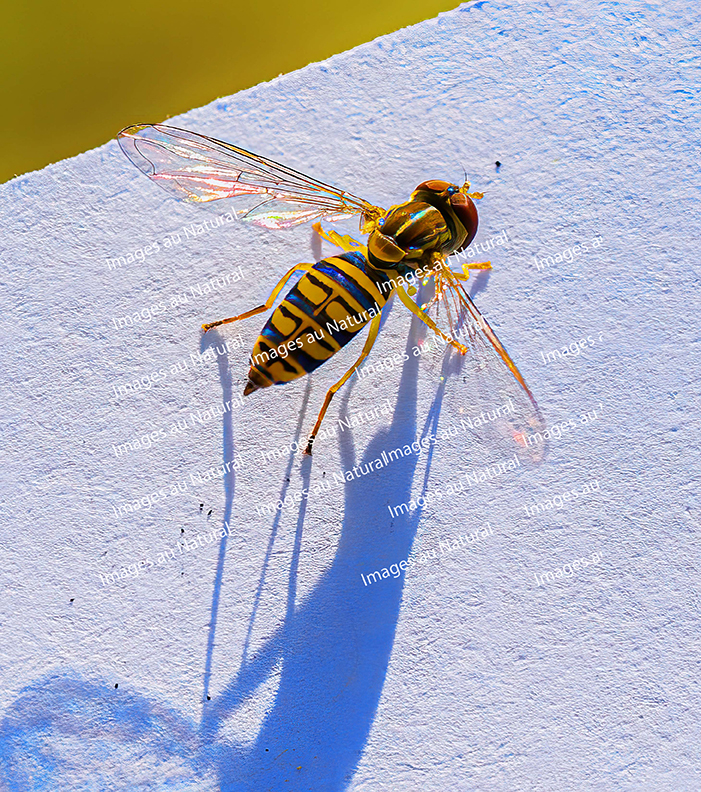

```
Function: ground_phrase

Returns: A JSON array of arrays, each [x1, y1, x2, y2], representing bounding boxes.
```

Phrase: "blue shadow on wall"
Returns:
[[0, 674, 221, 790], [0, 306, 437, 791]]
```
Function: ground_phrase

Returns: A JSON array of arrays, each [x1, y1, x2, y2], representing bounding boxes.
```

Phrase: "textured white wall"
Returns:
[[1, 1, 699, 790]]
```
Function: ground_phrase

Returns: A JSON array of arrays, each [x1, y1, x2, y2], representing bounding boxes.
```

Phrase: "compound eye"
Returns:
[[450, 193, 479, 251], [416, 179, 452, 193]]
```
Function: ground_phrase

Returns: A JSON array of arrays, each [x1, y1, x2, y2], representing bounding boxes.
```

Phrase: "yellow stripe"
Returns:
[[266, 359, 306, 382], [326, 255, 388, 308], [299, 337, 337, 362], [302, 269, 367, 317], [273, 301, 343, 353], [293, 273, 330, 309], [250, 339, 307, 381]]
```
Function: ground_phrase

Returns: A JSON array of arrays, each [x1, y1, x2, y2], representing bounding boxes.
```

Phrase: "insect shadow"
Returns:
[[199, 299, 439, 790], [0, 307, 445, 792]]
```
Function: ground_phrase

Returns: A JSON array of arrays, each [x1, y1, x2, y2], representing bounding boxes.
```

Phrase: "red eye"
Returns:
[[450, 193, 478, 251]]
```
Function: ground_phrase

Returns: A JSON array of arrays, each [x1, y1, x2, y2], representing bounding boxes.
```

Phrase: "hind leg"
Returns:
[[202, 262, 314, 332], [304, 312, 382, 455]]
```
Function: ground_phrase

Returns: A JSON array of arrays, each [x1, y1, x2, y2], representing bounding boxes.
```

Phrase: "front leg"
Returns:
[[449, 260, 493, 281], [312, 222, 366, 255], [395, 285, 467, 355]]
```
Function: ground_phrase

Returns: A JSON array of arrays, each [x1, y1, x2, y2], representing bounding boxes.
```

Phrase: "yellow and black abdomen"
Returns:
[[245, 251, 390, 394]]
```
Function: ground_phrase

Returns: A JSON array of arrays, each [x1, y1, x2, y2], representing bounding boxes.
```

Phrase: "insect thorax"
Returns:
[[366, 198, 463, 275]]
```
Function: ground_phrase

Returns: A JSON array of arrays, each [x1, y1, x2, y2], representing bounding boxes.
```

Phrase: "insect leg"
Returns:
[[312, 222, 366, 254], [395, 286, 468, 354], [202, 263, 314, 333], [462, 260, 492, 275], [303, 312, 382, 455], [463, 261, 492, 269], [448, 261, 492, 281]]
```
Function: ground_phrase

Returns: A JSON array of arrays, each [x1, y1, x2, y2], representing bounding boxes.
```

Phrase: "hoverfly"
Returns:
[[118, 124, 544, 455]]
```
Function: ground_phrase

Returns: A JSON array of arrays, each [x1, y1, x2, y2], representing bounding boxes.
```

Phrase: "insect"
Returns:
[[118, 124, 543, 455]]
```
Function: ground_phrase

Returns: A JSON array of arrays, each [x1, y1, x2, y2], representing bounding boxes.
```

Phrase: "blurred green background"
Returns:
[[1, 0, 460, 183]]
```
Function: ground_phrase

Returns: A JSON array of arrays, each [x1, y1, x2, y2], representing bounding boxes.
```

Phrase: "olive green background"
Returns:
[[1, 0, 459, 183]]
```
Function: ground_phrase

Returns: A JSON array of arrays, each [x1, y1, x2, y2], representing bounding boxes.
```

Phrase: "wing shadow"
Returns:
[[0, 674, 221, 791]]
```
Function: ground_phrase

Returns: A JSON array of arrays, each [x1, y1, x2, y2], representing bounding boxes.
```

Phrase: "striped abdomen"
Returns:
[[244, 252, 391, 394]]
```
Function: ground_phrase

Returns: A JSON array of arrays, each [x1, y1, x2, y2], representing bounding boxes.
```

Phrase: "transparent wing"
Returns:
[[117, 124, 384, 230], [415, 267, 547, 463]]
